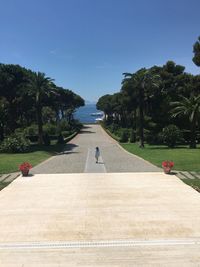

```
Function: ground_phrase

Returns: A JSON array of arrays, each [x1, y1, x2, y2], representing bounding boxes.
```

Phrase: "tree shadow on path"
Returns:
[[55, 143, 79, 155], [79, 130, 95, 134]]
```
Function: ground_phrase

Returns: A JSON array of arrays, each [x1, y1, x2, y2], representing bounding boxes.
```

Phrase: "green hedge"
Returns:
[[0, 134, 30, 153]]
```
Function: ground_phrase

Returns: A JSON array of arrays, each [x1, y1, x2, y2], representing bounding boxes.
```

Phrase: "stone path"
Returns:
[[84, 148, 106, 173], [31, 124, 160, 174], [0, 172, 200, 266], [1, 125, 200, 265], [1, 245, 200, 266]]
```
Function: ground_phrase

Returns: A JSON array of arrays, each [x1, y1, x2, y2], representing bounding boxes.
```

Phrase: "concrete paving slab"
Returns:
[[0, 172, 200, 243], [84, 148, 106, 173], [0, 245, 200, 266], [0, 172, 200, 265], [31, 125, 161, 174]]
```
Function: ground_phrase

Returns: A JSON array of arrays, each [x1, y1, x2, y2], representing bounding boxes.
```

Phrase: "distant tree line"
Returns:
[[97, 37, 200, 148], [0, 63, 84, 147]]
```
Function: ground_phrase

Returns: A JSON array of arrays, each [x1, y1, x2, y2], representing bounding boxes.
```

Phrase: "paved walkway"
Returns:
[[0, 172, 200, 266], [1, 125, 200, 265], [31, 124, 160, 174]]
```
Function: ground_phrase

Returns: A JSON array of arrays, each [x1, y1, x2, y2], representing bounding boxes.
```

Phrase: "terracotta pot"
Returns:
[[163, 167, 171, 174], [21, 169, 29, 176]]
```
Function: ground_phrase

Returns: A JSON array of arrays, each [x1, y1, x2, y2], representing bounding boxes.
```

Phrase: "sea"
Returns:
[[74, 104, 103, 123]]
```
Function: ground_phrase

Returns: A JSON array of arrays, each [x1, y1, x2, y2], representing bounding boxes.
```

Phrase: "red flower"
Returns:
[[19, 162, 32, 171], [162, 161, 174, 168]]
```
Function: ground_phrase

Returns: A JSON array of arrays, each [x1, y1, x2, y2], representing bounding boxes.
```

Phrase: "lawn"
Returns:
[[121, 143, 200, 171], [0, 143, 65, 174]]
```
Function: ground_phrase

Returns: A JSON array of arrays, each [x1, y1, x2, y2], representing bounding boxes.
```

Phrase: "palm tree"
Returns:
[[171, 95, 200, 148], [29, 72, 54, 144], [122, 68, 160, 147]]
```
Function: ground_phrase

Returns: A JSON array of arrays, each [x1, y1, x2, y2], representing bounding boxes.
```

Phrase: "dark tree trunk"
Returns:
[[61, 109, 64, 119], [56, 110, 60, 122], [7, 102, 18, 133], [189, 120, 196, 148], [121, 110, 126, 127], [139, 87, 144, 148], [36, 103, 43, 145], [134, 109, 137, 132], [0, 123, 4, 141]]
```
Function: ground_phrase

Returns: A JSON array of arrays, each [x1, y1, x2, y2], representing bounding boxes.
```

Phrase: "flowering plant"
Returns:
[[162, 160, 174, 174], [162, 161, 174, 168], [19, 162, 32, 171]]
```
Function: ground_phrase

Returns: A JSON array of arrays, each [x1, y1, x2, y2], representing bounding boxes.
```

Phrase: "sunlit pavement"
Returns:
[[0, 172, 200, 266], [31, 124, 160, 174]]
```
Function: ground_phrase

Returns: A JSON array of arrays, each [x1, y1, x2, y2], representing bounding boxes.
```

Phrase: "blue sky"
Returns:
[[0, 0, 200, 102]]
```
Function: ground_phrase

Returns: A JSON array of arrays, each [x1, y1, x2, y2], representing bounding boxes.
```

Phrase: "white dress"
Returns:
[[95, 149, 100, 159]]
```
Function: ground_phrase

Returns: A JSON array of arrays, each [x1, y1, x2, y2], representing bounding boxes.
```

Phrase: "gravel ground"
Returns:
[[31, 124, 161, 174]]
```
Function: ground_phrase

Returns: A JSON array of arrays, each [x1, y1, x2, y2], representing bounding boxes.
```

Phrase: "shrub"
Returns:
[[24, 124, 38, 136], [43, 133, 51, 146], [182, 130, 191, 144], [146, 132, 162, 145], [43, 123, 57, 135], [62, 131, 72, 138], [49, 135, 59, 140], [110, 123, 119, 134], [26, 135, 38, 142], [14, 128, 25, 134], [56, 120, 71, 133], [72, 120, 83, 131], [57, 134, 65, 144], [120, 129, 129, 143], [75, 122, 83, 131], [0, 133, 30, 153], [129, 129, 136, 143], [161, 124, 182, 148]]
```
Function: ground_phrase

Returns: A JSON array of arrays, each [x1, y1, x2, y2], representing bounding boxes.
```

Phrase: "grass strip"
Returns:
[[121, 143, 200, 172], [0, 143, 66, 174]]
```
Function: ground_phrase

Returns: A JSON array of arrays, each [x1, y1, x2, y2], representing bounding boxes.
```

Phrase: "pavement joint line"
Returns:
[[99, 155, 107, 173], [179, 172, 190, 179], [0, 174, 11, 183], [84, 148, 107, 173], [189, 171, 200, 179], [84, 148, 90, 173], [0, 239, 200, 249]]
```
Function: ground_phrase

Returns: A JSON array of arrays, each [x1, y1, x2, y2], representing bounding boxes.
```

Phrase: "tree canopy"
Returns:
[[193, 36, 200, 67], [0, 63, 84, 143], [97, 60, 200, 148]]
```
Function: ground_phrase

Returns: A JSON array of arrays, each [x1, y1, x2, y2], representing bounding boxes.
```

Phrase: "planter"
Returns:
[[162, 161, 174, 174], [21, 169, 29, 176], [19, 162, 32, 176], [163, 167, 171, 174]]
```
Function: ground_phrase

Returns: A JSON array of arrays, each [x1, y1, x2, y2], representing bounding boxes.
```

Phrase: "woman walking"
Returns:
[[95, 147, 100, 163]]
